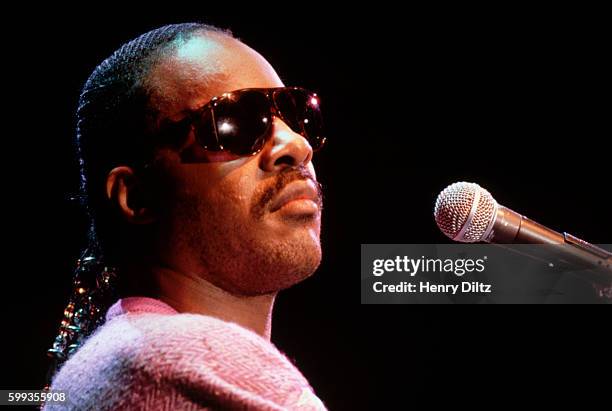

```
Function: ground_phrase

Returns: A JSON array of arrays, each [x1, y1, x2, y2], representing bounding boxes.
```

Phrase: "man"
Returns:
[[46, 23, 327, 410]]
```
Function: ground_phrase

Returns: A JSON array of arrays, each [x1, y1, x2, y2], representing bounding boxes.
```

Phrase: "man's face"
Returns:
[[145, 33, 322, 296]]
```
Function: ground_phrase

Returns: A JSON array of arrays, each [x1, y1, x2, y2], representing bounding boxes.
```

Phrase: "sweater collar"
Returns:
[[106, 297, 178, 321]]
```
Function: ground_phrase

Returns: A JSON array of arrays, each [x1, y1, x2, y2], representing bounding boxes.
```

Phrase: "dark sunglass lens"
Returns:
[[213, 91, 271, 155], [193, 107, 221, 151], [274, 89, 325, 150]]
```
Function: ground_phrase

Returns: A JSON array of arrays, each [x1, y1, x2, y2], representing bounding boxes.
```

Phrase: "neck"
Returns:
[[124, 265, 276, 340]]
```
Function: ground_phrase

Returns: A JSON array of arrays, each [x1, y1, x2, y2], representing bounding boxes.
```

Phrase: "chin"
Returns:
[[234, 236, 322, 296], [277, 242, 323, 291]]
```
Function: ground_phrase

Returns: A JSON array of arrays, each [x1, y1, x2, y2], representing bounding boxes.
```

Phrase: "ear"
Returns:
[[106, 166, 157, 224]]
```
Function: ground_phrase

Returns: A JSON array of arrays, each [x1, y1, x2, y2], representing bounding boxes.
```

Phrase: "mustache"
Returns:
[[251, 166, 323, 219]]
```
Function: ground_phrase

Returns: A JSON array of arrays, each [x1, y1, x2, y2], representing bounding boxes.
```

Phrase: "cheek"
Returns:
[[158, 155, 260, 226], [214, 159, 261, 213], [201, 151, 243, 163], [202, 172, 257, 222], [235, 173, 257, 203]]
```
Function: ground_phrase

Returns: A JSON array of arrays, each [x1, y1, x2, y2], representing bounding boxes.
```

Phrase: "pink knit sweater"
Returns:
[[45, 297, 326, 410]]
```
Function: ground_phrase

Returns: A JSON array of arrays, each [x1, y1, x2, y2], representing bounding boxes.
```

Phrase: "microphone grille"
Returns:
[[434, 182, 498, 242]]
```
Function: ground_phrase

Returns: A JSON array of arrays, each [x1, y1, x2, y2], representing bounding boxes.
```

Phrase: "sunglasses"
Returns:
[[158, 87, 326, 160]]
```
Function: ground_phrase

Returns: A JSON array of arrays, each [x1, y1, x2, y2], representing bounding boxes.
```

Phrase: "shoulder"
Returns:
[[47, 313, 318, 410]]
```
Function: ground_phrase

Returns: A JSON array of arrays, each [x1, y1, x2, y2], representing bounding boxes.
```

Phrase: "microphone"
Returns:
[[433, 182, 612, 277]]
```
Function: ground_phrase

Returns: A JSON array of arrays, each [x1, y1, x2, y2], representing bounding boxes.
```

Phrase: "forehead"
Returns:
[[147, 33, 284, 121]]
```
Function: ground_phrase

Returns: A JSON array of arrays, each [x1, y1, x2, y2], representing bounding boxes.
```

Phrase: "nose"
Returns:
[[259, 116, 313, 172]]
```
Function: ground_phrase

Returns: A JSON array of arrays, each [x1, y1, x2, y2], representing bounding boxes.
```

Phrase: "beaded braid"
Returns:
[[46, 22, 230, 384]]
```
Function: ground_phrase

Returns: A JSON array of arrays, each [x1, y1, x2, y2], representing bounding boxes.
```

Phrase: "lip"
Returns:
[[269, 180, 320, 213]]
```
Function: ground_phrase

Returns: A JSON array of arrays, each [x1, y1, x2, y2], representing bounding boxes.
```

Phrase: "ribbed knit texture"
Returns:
[[45, 297, 326, 410]]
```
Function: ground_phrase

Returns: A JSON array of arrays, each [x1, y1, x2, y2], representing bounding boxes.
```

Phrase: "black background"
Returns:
[[3, 6, 610, 410]]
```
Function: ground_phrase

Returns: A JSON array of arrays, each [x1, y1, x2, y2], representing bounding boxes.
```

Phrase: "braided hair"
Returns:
[[47, 23, 231, 381]]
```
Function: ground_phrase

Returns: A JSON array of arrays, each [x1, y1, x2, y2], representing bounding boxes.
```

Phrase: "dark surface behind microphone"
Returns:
[[2, 6, 610, 409]]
